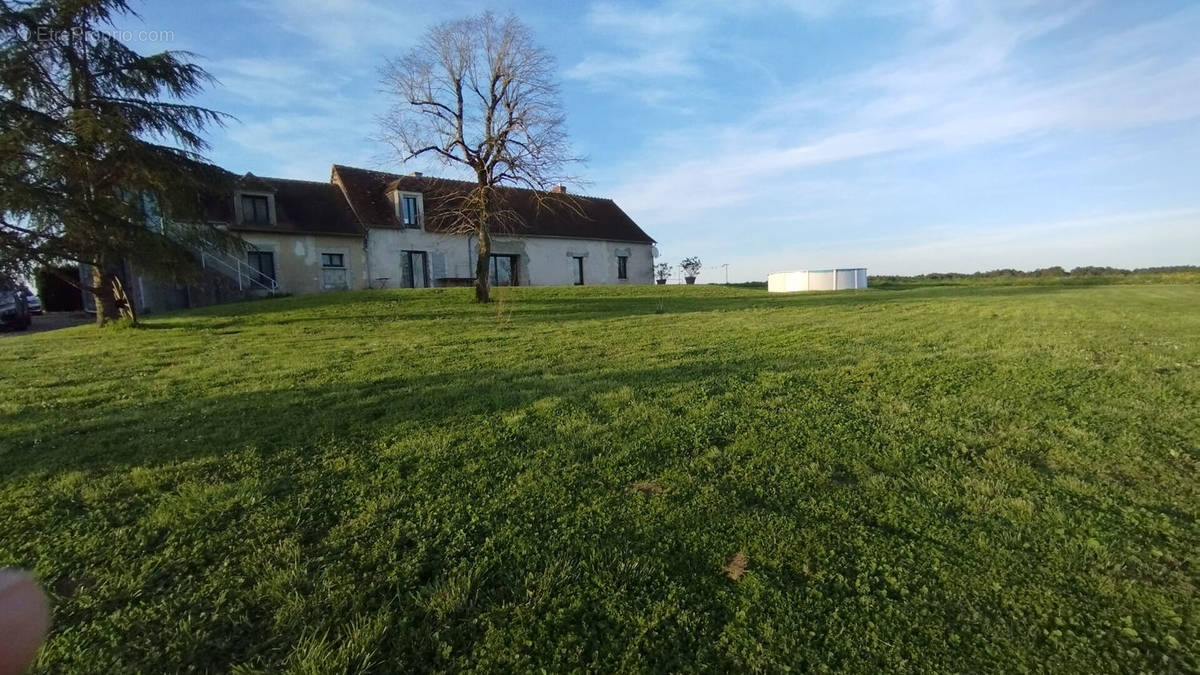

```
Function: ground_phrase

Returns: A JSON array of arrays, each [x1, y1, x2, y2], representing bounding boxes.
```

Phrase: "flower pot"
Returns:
[[684, 276, 696, 285], [656, 279, 667, 285]]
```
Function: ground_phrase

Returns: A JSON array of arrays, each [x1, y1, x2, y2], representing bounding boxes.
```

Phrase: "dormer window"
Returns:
[[238, 193, 273, 226], [397, 192, 422, 229]]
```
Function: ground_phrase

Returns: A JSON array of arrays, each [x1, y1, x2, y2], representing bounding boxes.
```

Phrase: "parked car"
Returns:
[[0, 289, 32, 330], [24, 287, 43, 315]]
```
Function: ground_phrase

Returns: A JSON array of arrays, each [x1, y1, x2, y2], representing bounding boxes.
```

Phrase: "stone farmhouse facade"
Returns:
[[104, 164, 657, 314]]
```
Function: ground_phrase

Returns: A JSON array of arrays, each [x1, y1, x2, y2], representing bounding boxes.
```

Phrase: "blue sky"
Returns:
[[127, 0, 1200, 279]]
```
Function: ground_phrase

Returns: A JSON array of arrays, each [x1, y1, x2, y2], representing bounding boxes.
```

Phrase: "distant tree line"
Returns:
[[872, 265, 1200, 282]]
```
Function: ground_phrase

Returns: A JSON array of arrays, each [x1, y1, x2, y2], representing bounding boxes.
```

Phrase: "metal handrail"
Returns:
[[158, 220, 278, 294], [199, 248, 278, 293]]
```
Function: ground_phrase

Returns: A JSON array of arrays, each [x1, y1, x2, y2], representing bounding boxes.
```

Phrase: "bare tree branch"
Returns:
[[377, 11, 583, 302]]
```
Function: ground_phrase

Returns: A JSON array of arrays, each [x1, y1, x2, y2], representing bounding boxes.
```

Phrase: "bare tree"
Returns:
[[379, 12, 578, 303]]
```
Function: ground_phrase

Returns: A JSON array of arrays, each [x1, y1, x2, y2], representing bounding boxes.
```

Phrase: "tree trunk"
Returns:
[[112, 275, 138, 324], [90, 263, 137, 325], [90, 265, 120, 326], [474, 226, 492, 303]]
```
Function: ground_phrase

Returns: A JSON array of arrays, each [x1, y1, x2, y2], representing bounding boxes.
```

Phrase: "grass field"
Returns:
[[2, 279, 1199, 672]]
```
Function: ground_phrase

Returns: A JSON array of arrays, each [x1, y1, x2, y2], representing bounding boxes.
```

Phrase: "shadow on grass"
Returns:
[[473, 283, 1122, 322], [135, 282, 1116, 330], [0, 355, 759, 479], [2, 369, 757, 671], [1, 349, 759, 670], [868, 274, 1200, 291]]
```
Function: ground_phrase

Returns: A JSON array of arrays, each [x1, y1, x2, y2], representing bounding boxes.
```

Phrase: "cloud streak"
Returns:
[[579, 1, 1200, 277], [138, 0, 1198, 279]]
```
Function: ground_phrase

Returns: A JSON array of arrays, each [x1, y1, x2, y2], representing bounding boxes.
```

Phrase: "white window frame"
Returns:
[[395, 191, 424, 230]]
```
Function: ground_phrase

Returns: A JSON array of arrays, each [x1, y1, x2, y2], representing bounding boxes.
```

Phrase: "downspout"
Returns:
[[364, 229, 372, 288], [467, 233, 475, 279], [329, 167, 371, 289]]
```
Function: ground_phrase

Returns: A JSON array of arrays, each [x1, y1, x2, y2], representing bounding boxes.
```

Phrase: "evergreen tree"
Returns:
[[0, 0, 231, 324]]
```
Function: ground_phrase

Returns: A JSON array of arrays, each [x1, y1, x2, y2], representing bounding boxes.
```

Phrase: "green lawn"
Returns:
[[2, 279, 1199, 672]]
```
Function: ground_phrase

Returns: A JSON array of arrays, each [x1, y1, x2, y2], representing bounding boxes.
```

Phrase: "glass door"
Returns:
[[490, 255, 518, 286], [246, 250, 276, 287], [402, 251, 428, 288]]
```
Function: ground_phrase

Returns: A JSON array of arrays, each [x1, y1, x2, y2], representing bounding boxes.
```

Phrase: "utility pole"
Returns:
[[721, 263, 729, 285]]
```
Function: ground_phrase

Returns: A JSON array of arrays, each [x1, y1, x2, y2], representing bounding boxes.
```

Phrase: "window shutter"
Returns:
[[431, 252, 446, 281], [401, 254, 413, 288]]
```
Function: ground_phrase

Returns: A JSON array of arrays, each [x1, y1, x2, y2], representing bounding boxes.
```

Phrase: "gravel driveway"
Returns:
[[1, 311, 91, 337]]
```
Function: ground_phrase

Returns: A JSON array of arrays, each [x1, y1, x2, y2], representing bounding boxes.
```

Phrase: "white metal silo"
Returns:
[[766, 268, 868, 293]]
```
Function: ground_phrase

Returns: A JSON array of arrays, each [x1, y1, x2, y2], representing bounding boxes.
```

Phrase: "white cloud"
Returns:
[[567, 48, 699, 81], [564, 1, 714, 104], [239, 0, 408, 58], [590, 1, 1200, 278], [219, 110, 377, 180], [585, 2, 709, 39], [204, 0, 474, 177], [565, 0, 879, 98], [211, 58, 346, 109], [236, 0, 476, 61], [603, 2, 1200, 222]]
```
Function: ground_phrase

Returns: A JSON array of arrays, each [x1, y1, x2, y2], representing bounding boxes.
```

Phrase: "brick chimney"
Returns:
[[551, 185, 566, 194]]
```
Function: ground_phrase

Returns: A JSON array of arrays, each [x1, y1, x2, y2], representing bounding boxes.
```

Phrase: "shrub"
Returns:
[[680, 257, 702, 278]]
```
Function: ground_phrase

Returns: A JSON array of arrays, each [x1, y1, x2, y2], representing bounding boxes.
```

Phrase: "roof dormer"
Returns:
[[236, 190, 276, 227], [392, 189, 423, 230], [235, 173, 277, 227]]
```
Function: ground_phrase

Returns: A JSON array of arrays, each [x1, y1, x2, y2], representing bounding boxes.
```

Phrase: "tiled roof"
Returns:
[[209, 174, 363, 237], [331, 165, 655, 244]]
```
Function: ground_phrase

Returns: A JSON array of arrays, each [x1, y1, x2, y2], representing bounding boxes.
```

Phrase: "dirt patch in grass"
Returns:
[[630, 480, 664, 496], [723, 552, 748, 581]]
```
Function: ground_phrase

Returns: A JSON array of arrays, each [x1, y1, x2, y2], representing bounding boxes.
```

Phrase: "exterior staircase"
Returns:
[[84, 200, 283, 315], [195, 245, 279, 296], [124, 230, 282, 314]]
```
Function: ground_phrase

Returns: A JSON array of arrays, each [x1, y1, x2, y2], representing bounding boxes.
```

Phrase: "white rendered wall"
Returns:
[[240, 233, 368, 294], [366, 227, 655, 288], [365, 228, 468, 287]]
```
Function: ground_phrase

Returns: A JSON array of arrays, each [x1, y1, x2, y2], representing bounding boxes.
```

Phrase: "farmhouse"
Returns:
[[331, 165, 656, 289], [98, 165, 657, 314], [211, 174, 367, 296]]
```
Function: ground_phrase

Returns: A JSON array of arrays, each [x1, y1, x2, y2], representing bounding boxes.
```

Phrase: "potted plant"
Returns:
[[655, 263, 672, 285], [680, 257, 702, 285]]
